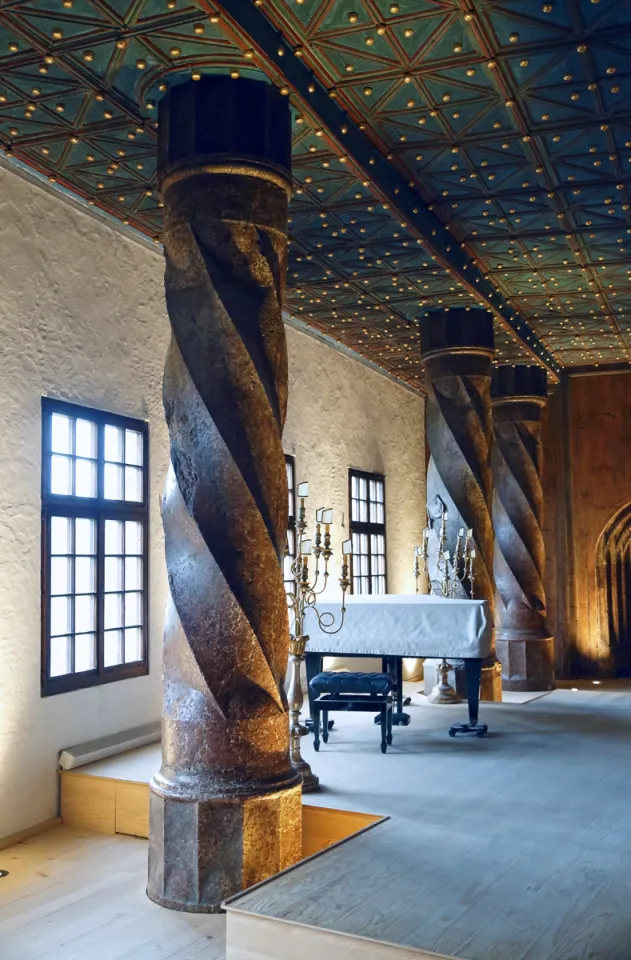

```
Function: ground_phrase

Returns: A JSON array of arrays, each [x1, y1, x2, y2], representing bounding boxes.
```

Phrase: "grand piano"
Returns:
[[303, 594, 492, 736]]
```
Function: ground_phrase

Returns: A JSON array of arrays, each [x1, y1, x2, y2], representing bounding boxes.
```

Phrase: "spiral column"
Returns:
[[147, 77, 301, 913], [420, 308, 501, 701], [492, 365, 555, 691]]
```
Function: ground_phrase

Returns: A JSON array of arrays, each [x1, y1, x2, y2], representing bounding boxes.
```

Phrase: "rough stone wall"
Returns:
[[0, 161, 425, 839]]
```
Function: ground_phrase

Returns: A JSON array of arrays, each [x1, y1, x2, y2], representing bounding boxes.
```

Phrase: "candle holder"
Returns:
[[285, 482, 352, 791], [414, 502, 477, 704]]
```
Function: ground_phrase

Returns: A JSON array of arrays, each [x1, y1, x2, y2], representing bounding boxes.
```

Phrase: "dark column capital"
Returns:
[[158, 75, 291, 188], [492, 365, 548, 424]]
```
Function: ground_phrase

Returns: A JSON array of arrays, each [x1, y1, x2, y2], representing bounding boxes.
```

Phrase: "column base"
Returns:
[[147, 780, 302, 913], [497, 635, 556, 692], [480, 660, 503, 702]]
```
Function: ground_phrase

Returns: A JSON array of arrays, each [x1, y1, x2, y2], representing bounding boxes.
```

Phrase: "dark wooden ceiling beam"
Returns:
[[208, 0, 561, 379]]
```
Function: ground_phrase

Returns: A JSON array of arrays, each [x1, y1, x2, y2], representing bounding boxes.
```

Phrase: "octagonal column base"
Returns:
[[497, 635, 556, 692], [147, 781, 302, 913], [480, 660, 503, 701]]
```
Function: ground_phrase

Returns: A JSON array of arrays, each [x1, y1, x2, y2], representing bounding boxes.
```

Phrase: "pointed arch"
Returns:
[[596, 504, 631, 676]]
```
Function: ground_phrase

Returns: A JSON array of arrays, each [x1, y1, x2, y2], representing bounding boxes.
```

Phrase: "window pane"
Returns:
[[359, 478, 367, 499], [125, 430, 143, 466], [75, 557, 95, 594], [50, 635, 71, 677], [125, 521, 143, 555], [124, 628, 143, 663], [124, 592, 142, 627], [51, 516, 71, 555], [351, 475, 358, 498], [75, 458, 97, 498], [105, 519, 123, 555], [104, 593, 123, 629], [51, 455, 72, 495], [75, 595, 96, 633], [104, 425, 123, 462], [124, 466, 143, 502], [51, 596, 71, 636], [51, 557, 72, 595], [74, 633, 96, 672], [360, 501, 368, 522], [75, 518, 96, 555], [104, 463, 123, 500], [76, 419, 97, 459], [104, 630, 123, 667], [105, 557, 123, 592], [51, 414, 72, 454], [125, 556, 142, 591]]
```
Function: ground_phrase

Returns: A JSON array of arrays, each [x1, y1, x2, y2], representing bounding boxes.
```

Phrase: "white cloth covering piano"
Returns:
[[303, 594, 492, 735]]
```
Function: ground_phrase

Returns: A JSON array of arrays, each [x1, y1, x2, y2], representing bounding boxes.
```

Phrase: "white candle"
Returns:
[[467, 528, 473, 538], [322, 508, 334, 524], [443, 511, 449, 521], [471, 549, 476, 559], [300, 540, 312, 556], [315, 508, 324, 523], [297, 482, 309, 498], [415, 544, 422, 556], [458, 527, 465, 537], [444, 549, 450, 560], [342, 539, 353, 556]]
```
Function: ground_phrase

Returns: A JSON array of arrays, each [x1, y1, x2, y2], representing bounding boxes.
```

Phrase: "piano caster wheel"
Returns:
[[476, 729, 486, 738], [381, 742, 387, 754], [449, 729, 456, 738]]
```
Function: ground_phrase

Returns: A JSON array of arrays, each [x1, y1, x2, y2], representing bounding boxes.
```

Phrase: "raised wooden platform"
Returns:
[[59, 744, 382, 860]]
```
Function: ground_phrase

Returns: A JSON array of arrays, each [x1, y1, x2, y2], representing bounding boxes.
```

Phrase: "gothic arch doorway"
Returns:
[[596, 503, 631, 676]]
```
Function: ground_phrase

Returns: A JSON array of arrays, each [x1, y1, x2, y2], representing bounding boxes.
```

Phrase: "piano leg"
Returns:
[[375, 657, 411, 726], [448, 658, 488, 738]]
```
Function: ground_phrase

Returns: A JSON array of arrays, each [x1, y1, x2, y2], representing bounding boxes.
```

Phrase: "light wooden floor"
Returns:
[[0, 826, 224, 960], [4, 684, 631, 960]]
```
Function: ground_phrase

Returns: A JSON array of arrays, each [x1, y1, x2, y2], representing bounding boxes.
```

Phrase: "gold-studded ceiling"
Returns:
[[2, 0, 631, 389]]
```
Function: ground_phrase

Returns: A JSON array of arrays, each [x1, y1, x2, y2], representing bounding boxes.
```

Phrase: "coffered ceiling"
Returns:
[[2, 0, 631, 390]]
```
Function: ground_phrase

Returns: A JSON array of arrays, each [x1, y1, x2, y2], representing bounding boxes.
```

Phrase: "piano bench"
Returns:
[[308, 672, 393, 754]]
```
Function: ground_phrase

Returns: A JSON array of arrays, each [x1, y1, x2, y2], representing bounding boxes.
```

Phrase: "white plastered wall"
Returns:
[[0, 161, 425, 840]]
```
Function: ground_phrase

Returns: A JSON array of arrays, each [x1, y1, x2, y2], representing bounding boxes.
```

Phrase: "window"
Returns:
[[349, 470, 387, 595], [284, 455, 296, 592], [41, 398, 149, 696]]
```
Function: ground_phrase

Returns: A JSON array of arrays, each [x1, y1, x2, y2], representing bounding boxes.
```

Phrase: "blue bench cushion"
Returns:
[[309, 671, 392, 696]]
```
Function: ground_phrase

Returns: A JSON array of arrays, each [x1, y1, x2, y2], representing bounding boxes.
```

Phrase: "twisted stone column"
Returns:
[[420, 309, 501, 701], [147, 77, 301, 913], [492, 365, 555, 691]]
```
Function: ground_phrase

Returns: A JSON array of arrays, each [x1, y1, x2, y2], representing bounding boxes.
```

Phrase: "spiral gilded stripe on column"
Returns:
[[426, 369, 495, 610], [492, 365, 554, 692], [492, 417, 546, 630], [148, 77, 302, 915]]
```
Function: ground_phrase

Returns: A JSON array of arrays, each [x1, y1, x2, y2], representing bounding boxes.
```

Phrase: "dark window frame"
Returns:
[[348, 468, 388, 595], [41, 397, 149, 697], [284, 454, 296, 593]]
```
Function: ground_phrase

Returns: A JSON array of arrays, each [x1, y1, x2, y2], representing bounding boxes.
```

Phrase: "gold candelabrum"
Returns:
[[285, 481, 352, 792], [413, 504, 477, 704]]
